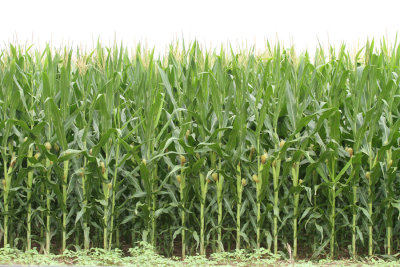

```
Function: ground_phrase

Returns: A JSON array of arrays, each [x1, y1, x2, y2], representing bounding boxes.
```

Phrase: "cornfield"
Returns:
[[0, 41, 399, 259]]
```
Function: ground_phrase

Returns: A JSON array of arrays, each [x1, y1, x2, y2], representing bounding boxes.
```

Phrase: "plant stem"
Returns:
[[368, 177, 372, 256], [103, 143, 110, 250], [3, 159, 9, 248], [236, 164, 242, 251], [350, 155, 358, 258], [216, 166, 224, 252], [200, 194, 205, 255], [352, 183, 357, 257], [200, 173, 208, 255], [108, 139, 120, 249], [3, 145, 14, 248], [272, 159, 281, 254], [62, 159, 69, 252], [151, 166, 158, 247], [367, 149, 376, 257], [256, 158, 263, 249], [292, 162, 299, 259], [40, 181, 44, 252], [45, 157, 51, 254], [180, 167, 186, 258], [27, 145, 33, 251], [330, 185, 336, 259], [82, 156, 89, 250], [386, 149, 392, 255], [103, 184, 110, 250]]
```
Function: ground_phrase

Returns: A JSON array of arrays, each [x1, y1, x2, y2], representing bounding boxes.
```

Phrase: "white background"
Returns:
[[1, 0, 399, 53]]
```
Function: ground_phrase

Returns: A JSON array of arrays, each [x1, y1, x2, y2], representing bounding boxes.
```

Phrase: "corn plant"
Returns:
[[199, 172, 209, 255], [235, 163, 243, 250], [0, 40, 399, 260], [0, 54, 18, 247]]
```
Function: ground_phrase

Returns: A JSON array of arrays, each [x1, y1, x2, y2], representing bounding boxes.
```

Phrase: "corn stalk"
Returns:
[[199, 172, 209, 255], [236, 163, 243, 250]]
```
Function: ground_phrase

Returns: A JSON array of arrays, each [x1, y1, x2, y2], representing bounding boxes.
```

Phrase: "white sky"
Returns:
[[1, 0, 400, 54]]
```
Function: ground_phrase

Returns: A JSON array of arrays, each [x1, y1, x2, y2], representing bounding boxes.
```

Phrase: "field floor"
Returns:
[[0, 245, 399, 266]]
